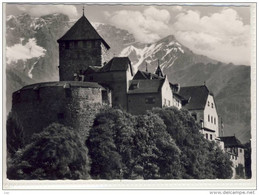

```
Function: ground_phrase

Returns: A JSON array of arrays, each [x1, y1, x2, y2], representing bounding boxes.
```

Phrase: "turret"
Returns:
[[57, 14, 110, 81]]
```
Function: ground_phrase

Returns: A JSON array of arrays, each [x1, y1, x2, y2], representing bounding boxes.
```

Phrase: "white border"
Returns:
[[1, 1, 257, 190]]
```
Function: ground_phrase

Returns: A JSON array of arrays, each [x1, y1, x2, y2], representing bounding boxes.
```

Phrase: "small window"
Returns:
[[211, 103, 214, 108], [205, 133, 208, 139], [208, 115, 210, 122], [145, 97, 155, 104], [192, 113, 197, 121], [168, 100, 170, 106], [211, 116, 213, 123], [210, 134, 212, 140], [65, 42, 69, 49], [83, 41, 87, 48], [208, 101, 210, 106], [240, 149, 242, 153], [74, 41, 78, 48], [214, 117, 216, 124]]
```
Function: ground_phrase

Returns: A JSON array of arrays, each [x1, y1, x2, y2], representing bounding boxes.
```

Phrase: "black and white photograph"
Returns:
[[2, 2, 256, 190]]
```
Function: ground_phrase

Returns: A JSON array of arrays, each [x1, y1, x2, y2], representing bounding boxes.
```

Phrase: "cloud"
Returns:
[[6, 38, 46, 64], [173, 8, 250, 65], [108, 7, 171, 43], [16, 5, 78, 19]]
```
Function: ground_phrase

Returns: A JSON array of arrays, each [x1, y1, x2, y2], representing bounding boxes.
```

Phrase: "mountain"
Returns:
[[5, 13, 251, 143]]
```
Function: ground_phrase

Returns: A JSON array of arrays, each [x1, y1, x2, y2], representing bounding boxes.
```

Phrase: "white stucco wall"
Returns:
[[203, 94, 219, 137], [161, 77, 173, 107]]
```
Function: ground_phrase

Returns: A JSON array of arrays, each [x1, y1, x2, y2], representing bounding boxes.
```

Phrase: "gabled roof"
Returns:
[[178, 85, 210, 110], [128, 79, 165, 94], [133, 70, 163, 80], [219, 136, 244, 148], [100, 57, 133, 75], [57, 15, 110, 49]]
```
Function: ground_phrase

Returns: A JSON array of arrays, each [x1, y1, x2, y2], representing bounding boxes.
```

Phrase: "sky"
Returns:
[[5, 3, 252, 65]]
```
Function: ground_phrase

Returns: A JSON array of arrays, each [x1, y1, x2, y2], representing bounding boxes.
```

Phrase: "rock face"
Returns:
[[5, 13, 251, 143]]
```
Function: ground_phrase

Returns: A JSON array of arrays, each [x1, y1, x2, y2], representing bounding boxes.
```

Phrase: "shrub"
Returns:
[[7, 123, 91, 180]]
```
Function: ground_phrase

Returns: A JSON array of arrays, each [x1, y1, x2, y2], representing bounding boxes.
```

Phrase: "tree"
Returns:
[[87, 108, 136, 179], [133, 112, 181, 179], [151, 107, 233, 179], [7, 123, 90, 180], [87, 108, 181, 179]]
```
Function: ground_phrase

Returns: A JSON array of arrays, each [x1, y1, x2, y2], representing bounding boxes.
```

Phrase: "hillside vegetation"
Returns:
[[7, 107, 233, 179]]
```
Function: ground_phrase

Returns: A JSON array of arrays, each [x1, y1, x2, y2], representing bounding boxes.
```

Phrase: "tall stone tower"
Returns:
[[57, 14, 110, 81]]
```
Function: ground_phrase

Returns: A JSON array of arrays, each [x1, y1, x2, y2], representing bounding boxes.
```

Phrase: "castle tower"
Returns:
[[57, 14, 110, 81]]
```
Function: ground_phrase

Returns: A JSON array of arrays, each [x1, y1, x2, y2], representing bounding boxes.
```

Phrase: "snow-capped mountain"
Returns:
[[5, 13, 251, 143]]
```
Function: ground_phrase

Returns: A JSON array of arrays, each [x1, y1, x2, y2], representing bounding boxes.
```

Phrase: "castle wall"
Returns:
[[85, 71, 129, 110], [128, 93, 161, 115], [11, 82, 104, 142], [59, 40, 104, 81]]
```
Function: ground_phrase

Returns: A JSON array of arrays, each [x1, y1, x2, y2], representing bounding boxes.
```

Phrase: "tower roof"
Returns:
[[57, 15, 110, 49], [155, 64, 164, 77]]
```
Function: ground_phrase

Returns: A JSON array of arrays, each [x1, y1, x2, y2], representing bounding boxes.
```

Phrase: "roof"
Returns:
[[128, 79, 165, 94], [100, 57, 133, 74], [155, 65, 164, 77], [133, 70, 163, 80], [57, 15, 110, 49], [219, 136, 244, 148], [178, 85, 210, 110], [17, 81, 104, 92]]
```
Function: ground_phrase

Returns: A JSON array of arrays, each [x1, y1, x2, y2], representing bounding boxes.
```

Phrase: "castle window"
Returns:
[[211, 116, 213, 123], [211, 103, 214, 108], [210, 134, 212, 140], [192, 113, 197, 121], [65, 42, 69, 49], [208, 115, 210, 122], [205, 133, 208, 139], [83, 41, 87, 48], [74, 41, 78, 49], [240, 149, 242, 153], [102, 90, 108, 101], [57, 113, 65, 120], [145, 97, 155, 104], [163, 98, 166, 106], [208, 101, 210, 106], [214, 117, 216, 124]]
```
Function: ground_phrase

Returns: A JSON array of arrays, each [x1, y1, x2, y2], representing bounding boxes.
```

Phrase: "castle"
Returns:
[[10, 13, 245, 177]]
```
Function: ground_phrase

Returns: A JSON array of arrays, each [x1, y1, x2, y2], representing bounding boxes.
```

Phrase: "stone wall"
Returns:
[[59, 40, 105, 81], [11, 81, 104, 143]]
